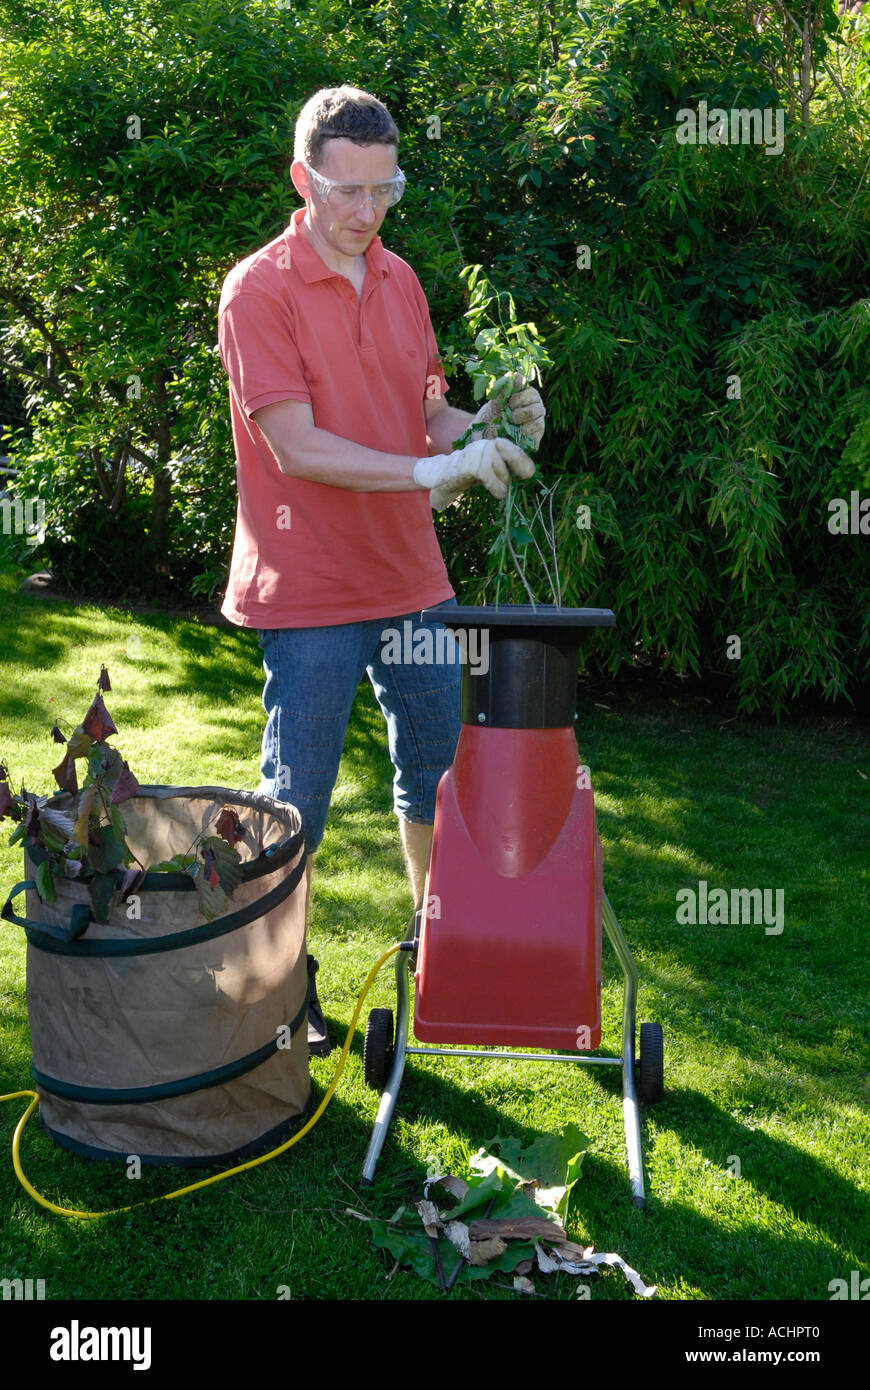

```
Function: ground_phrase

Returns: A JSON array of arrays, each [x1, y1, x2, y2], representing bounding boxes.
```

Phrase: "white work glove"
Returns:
[[413, 437, 535, 511], [506, 383, 545, 449], [471, 372, 546, 450]]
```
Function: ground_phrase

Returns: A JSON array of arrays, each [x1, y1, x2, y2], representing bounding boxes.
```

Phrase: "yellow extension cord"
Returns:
[[0, 942, 402, 1220]]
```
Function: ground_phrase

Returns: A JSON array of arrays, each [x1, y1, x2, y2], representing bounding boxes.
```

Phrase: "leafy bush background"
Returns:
[[0, 0, 868, 712]]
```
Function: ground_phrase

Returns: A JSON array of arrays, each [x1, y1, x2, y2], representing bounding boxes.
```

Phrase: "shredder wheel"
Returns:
[[363, 1008, 394, 1092], [637, 1021, 664, 1103]]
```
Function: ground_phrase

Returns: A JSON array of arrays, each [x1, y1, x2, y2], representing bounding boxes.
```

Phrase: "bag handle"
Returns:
[[1, 880, 92, 943]]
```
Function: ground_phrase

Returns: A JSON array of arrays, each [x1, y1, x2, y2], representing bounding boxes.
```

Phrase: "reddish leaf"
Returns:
[[0, 780, 13, 818], [109, 760, 139, 804], [215, 807, 246, 846], [24, 797, 40, 838], [52, 750, 79, 797], [82, 693, 117, 744], [51, 722, 67, 744], [202, 847, 220, 890], [97, 665, 112, 692], [201, 836, 242, 893]]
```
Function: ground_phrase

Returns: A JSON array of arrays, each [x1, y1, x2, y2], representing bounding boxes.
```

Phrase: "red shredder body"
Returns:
[[360, 605, 659, 1210], [413, 724, 603, 1050]]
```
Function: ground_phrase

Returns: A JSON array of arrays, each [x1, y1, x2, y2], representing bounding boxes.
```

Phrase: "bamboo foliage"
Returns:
[[0, 0, 867, 710]]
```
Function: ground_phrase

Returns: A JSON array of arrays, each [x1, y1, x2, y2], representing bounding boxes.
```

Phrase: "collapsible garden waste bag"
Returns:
[[3, 786, 310, 1166]]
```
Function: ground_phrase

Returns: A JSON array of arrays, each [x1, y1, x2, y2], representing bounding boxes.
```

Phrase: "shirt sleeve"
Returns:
[[218, 287, 312, 417], [408, 272, 450, 404]]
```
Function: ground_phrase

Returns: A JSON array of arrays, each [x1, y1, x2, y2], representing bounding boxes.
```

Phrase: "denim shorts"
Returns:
[[256, 598, 461, 852]]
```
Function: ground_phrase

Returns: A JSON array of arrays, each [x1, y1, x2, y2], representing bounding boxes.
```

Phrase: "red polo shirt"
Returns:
[[217, 206, 454, 628]]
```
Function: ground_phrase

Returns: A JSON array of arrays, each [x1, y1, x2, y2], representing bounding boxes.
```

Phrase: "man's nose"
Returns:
[[352, 190, 379, 220]]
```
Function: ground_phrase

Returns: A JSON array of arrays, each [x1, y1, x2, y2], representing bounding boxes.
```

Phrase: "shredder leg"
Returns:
[[360, 931, 413, 1186], [601, 891, 647, 1210]]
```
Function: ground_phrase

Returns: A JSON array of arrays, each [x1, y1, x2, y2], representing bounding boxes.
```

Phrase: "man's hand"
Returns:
[[507, 384, 545, 449], [413, 437, 535, 511], [471, 373, 546, 450]]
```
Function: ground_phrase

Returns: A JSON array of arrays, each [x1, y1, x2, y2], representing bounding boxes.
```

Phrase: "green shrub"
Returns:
[[1, 0, 868, 711]]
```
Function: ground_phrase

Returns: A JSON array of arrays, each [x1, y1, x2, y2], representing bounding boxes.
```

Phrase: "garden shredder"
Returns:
[[360, 605, 664, 1209]]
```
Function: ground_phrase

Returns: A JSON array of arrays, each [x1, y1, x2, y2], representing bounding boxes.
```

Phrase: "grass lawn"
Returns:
[[1, 574, 868, 1302]]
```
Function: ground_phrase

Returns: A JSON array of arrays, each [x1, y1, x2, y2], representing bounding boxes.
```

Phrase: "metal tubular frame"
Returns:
[[361, 891, 647, 1209]]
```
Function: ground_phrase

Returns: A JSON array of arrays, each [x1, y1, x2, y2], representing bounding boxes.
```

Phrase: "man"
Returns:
[[217, 85, 545, 1052]]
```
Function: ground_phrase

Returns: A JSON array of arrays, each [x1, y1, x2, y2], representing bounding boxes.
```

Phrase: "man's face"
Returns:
[[292, 138, 398, 260]]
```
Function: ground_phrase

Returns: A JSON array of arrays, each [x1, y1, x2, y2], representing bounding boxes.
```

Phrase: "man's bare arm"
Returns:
[[253, 398, 424, 491], [424, 394, 476, 455]]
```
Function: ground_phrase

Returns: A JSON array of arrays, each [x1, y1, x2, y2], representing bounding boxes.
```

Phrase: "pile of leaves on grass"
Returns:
[[350, 1127, 656, 1299]]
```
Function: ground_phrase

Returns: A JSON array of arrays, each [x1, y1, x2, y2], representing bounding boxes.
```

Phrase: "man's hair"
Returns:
[[293, 85, 399, 170]]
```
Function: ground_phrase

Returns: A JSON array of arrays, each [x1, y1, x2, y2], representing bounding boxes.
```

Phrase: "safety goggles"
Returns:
[[303, 162, 406, 211]]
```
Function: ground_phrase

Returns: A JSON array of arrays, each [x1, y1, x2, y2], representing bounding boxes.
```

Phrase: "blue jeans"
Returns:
[[257, 600, 461, 852]]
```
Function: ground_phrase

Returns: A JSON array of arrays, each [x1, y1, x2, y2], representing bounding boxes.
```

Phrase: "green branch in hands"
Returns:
[[448, 266, 560, 607]]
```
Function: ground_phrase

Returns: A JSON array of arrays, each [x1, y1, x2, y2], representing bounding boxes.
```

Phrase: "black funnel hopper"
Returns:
[[420, 604, 616, 730]]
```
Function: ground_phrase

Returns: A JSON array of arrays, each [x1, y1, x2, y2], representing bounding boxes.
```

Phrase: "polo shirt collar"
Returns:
[[283, 206, 389, 283]]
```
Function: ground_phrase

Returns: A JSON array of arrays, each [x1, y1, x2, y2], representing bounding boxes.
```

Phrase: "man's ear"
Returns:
[[289, 159, 310, 201]]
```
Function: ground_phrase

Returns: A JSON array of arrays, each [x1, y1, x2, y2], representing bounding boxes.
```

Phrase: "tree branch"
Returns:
[[89, 445, 113, 505], [447, 218, 465, 266], [125, 441, 159, 471], [545, 0, 559, 63], [0, 356, 64, 395], [780, 5, 804, 40], [819, 57, 851, 104], [110, 440, 126, 514], [0, 286, 81, 388], [153, 371, 171, 465]]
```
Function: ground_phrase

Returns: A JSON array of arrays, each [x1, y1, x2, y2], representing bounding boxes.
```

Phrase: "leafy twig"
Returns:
[[517, 487, 558, 602], [94, 780, 146, 872], [505, 526, 538, 609], [451, 266, 563, 607]]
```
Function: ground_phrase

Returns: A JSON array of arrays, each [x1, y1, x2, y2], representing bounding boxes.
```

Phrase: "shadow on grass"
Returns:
[[334, 1060, 869, 1299], [649, 1088, 869, 1256], [0, 590, 262, 718], [0, 1081, 383, 1300], [1, 586, 867, 1299], [2, 997, 864, 1300]]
